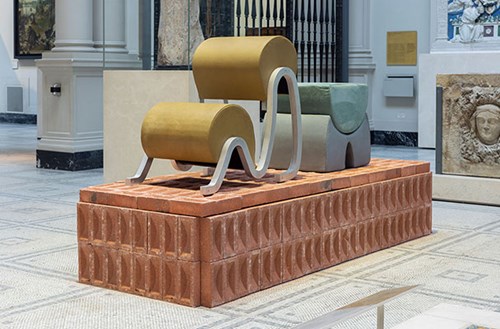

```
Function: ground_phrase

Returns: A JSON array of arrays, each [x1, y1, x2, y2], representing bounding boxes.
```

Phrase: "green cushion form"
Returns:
[[278, 83, 368, 134]]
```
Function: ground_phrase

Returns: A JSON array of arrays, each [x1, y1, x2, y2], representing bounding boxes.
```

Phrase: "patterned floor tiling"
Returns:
[[8, 247, 78, 280], [395, 228, 467, 251], [0, 266, 92, 318], [28, 216, 77, 234], [0, 226, 75, 260], [0, 200, 75, 222], [432, 207, 500, 231], [318, 248, 410, 278], [0, 290, 230, 329], [360, 253, 500, 303], [1, 123, 500, 328], [433, 233, 500, 263]]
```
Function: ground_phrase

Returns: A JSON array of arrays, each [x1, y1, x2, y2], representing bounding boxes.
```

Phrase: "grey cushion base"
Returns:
[[269, 113, 371, 172]]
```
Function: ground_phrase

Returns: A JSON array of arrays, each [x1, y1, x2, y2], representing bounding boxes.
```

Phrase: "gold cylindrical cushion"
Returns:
[[141, 102, 256, 164], [193, 36, 298, 101]]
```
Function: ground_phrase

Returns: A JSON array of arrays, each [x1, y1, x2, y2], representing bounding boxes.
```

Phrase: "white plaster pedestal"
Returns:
[[36, 53, 141, 171], [433, 174, 500, 206]]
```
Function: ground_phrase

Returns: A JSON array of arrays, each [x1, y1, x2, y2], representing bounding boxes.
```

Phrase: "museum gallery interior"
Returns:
[[0, 0, 499, 328]]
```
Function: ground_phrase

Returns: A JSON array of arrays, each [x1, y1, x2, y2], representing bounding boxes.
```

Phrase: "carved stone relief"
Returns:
[[448, 0, 500, 43], [157, 0, 205, 66], [438, 74, 500, 178]]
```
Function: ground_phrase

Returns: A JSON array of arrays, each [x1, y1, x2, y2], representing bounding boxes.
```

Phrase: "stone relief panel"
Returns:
[[438, 74, 500, 178], [157, 0, 205, 66], [448, 0, 500, 43]]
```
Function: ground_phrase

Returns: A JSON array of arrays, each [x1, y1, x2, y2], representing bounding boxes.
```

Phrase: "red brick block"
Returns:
[[106, 248, 119, 289], [147, 255, 162, 300], [415, 162, 431, 174], [330, 176, 351, 190], [178, 216, 200, 261], [365, 219, 380, 254], [349, 172, 370, 187], [102, 206, 120, 247], [400, 163, 417, 177], [302, 199, 314, 237], [368, 169, 388, 184], [305, 234, 325, 272], [266, 204, 283, 246], [131, 210, 148, 253], [292, 240, 306, 279], [282, 241, 295, 282], [119, 208, 133, 251], [247, 250, 261, 294], [77, 203, 91, 242], [423, 205, 433, 235], [319, 197, 334, 231], [339, 226, 353, 262], [246, 209, 261, 251], [178, 262, 200, 307], [260, 244, 282, 289], [357, 222, 367, 257], [199, 217, 224, 262], [78, 243, 92, 283], [132, 254, 148, 296], [224, 258, 238, 303], [223, 215, 238, 258], [233, 254, 249, 298], [283, 202, 302, 241], [119, 251, 132, 292], [92, 244, 106, 287], [90, 205, 104, 244], [201, 261, 224, 307], [162, 259, 177, 302]]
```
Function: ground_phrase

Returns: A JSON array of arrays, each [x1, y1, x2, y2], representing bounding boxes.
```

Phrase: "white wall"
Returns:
[[369, 0, 430, 132], [0, 0, 38, 114]]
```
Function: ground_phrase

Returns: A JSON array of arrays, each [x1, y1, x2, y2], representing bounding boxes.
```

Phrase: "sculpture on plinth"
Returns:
[[157, 0, 205, 66]]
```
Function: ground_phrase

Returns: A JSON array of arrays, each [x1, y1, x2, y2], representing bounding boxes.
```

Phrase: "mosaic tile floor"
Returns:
[[0, 123, 499, 328]]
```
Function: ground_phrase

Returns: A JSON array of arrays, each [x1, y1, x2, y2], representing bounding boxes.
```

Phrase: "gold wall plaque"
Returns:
[[387, 31, 417, 66]]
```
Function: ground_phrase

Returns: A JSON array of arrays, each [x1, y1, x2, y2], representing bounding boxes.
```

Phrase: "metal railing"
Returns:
[[154, 0, 348, 82]]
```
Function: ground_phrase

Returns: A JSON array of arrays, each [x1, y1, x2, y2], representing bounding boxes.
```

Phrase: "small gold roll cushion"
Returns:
[[141, 102, 256, 164], [193, 36, 298, 101]]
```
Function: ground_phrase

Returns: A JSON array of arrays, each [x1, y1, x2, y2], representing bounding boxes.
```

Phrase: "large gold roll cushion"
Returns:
[[192, 36, 298, 101], [141, 102, 256, 164]]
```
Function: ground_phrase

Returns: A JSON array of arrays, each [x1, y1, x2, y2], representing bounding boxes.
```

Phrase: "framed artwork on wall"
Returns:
[[14, 0, 55, 59]]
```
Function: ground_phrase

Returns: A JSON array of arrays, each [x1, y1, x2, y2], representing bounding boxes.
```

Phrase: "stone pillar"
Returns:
[[36, 0, 140, 171], [52, 0, 95, 52], [349, 0, 375, 129], [93, 0, 128, 53]]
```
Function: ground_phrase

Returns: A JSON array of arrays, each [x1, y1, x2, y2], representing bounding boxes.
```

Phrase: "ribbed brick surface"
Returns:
[[80, 158, 430, 217], [78, 159, 432, 307]]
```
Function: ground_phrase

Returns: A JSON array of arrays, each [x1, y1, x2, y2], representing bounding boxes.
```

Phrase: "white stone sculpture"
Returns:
[[448, 0, 485, 43], [157, 0, 205, 66], [470, 104, 500, 145]]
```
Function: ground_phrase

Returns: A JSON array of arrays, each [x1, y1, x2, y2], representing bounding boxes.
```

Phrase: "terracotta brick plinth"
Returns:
[[77, 159, 432, 307]]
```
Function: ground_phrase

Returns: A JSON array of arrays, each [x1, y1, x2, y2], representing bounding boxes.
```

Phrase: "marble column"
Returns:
[[93, 0, 128, 53], [51, 0, 95, 52], [36, 1, 141, 170], [348, 0, 375, 129]]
